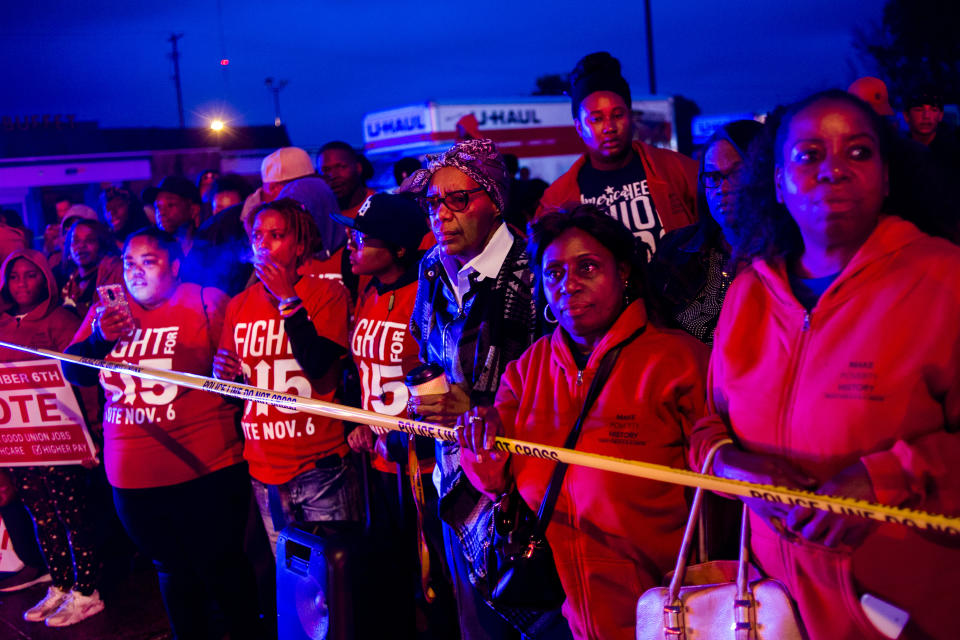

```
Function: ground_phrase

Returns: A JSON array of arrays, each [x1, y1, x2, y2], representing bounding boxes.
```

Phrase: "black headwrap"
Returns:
[[567, 51, 632, 118]]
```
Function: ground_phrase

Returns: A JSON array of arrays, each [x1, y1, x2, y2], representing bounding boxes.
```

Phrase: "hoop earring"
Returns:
[[543, 304, 559, 324]]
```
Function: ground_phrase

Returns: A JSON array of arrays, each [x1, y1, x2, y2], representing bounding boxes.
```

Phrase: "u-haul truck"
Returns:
[[361, 96, 685, 188]]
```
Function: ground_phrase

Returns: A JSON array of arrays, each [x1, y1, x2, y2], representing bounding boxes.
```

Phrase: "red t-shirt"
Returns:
[[350, 280, 425, 473], [221, 272, 350, 484], [73, 283, 244, 489]]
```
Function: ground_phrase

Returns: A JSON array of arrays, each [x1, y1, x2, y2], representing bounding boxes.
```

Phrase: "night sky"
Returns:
[[3, 1, 885, 147]]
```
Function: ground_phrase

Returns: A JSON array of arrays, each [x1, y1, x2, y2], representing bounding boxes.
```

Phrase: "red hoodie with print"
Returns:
[[690, 216, 960, 640]]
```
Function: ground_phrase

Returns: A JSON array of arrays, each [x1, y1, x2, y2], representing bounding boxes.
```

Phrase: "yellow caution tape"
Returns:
[[5, 341, 958, 536]]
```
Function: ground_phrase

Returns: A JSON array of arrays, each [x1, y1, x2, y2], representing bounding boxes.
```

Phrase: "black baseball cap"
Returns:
[[904, 86, 944, 110], [330, 193, 428, 250], [156, 176, 202, 204]]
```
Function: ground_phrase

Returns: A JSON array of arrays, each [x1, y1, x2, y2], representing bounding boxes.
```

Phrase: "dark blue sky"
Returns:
[[3, 1, 885, 147]]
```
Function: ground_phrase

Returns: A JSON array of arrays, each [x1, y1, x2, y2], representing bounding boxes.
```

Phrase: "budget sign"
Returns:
[[0, 359, 95, 466]]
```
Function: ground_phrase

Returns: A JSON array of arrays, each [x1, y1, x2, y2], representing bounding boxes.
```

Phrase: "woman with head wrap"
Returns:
[[650, 120, 764, 345], [402, 139, 571, 639], [537, 51, 698, 260]]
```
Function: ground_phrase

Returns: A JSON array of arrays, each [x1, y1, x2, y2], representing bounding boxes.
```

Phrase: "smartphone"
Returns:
[[97, 284, 132, 319], [860, 593, 909, 639]]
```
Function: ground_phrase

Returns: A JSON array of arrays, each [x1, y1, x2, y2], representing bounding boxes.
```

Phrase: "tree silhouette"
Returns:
[[532, 74, 569, 96], [855, 0, 960, 106]]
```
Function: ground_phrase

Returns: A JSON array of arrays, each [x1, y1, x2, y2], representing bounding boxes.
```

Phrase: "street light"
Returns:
[[210, 119, 225, 132], [265, 77, 289, 127]]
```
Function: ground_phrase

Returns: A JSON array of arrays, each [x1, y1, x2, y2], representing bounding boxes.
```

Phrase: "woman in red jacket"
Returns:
[[459, 205, 708, 640], [690, 90, 960, 639]]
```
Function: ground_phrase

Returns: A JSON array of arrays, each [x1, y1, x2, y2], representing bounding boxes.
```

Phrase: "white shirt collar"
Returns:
[[439, 223, 513, 306]]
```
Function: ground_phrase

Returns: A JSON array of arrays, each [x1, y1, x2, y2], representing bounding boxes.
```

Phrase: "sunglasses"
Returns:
[[418, 187, 486, 213]]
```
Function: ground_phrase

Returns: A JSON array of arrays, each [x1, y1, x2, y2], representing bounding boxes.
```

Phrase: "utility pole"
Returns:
[[265, 77, 289, 127], [169, 33, 185, 128], [643, 0, 657, 94]]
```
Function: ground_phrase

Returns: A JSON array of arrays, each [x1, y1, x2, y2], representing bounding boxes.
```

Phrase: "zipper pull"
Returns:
[[803, 311, 811, 331], [577, 370, 583, 386], [388, 292, 395, 313]]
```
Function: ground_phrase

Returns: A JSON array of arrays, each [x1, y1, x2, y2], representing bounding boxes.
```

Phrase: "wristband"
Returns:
[[279, 304, 305, 319]]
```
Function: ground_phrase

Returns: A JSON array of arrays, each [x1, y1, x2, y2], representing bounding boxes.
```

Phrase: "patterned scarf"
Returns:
[[401, 138, 510, 214]]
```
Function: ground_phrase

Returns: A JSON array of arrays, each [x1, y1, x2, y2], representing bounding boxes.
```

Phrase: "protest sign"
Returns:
[[0, 359, 96, 466]]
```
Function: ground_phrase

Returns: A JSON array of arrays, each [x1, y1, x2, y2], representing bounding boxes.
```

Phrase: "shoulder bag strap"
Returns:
[[666, 438, 734, 602], [532, 326, 645, 539]]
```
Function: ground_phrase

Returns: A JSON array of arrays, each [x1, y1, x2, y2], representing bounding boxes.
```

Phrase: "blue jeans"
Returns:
[[251, 454, 362, 555]]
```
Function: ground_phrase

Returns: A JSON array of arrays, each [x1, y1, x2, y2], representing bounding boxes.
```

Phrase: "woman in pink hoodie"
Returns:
[[691, 90, 960, 639], [0, 249, 103, 627]]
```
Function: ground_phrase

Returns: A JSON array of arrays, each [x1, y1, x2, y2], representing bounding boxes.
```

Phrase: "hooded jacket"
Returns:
[[690, 216, 960, 640], [0, 249, 80, 363], [0, 249, 99, 433], [462, 301, 708, 640], [536, 139, 698, 233]]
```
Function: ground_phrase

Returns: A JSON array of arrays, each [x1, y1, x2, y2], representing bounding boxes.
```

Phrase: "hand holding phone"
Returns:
[[96, 285, 135, 340]]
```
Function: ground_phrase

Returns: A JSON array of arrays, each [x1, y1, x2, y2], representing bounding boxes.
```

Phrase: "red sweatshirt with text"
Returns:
[[73, 283, 243, 489], [221, 272, 350, 485], [351, 279, 425, 473], [690, 216, 960, 640]]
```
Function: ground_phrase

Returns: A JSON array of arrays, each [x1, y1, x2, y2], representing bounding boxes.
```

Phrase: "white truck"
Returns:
[[361, 96, 689, 188]]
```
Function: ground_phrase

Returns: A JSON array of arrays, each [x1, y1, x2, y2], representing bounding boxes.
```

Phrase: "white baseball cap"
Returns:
[[260, 147, 315, 184]]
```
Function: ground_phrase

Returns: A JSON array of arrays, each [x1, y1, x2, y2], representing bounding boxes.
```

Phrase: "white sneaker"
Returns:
[[44, 589, 105, 627], [23, 585, 69, 622]]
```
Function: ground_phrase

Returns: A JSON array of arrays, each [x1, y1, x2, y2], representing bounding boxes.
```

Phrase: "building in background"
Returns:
[[0, 116, 290, 240]]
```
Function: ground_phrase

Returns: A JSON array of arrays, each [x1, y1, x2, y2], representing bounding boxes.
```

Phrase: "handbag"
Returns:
[[635, 443, 807, 639], [486, 331, 638, 610]]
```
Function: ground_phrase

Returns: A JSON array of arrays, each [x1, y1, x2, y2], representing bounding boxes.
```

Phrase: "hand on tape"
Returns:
[[786, 461, 878, 548], [457, 405, 508, 465], [714, 444, 819, 533]]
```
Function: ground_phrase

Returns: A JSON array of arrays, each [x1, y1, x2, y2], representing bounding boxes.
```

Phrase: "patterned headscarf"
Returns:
[[400, 139, 510, 214]]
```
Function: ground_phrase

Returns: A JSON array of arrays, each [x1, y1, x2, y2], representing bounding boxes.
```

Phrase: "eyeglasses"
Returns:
[[346, 229, 388, 250], [701, 169, 743, 189], [418, 187, 486, 213]]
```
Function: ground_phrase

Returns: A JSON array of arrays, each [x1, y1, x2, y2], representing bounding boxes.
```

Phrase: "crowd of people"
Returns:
[[0, 50, 958, 640]]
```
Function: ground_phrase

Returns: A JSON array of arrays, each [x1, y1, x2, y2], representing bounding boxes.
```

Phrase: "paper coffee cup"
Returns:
[[405, 363, 450, 396]]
